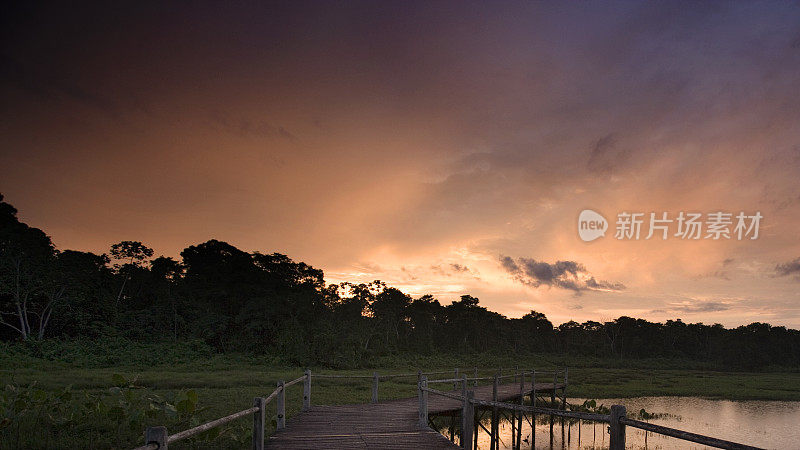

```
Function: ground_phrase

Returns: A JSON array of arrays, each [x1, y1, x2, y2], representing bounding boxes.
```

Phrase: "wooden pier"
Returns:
[[265, 381, 565, 449], [135, 366, 762, 450]]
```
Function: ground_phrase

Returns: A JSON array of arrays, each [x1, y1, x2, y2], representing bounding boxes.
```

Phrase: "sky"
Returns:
[[2, 1, 800, 327]]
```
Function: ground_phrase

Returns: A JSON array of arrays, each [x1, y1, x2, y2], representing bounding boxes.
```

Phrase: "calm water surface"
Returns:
[[434, 397, 800, 449]]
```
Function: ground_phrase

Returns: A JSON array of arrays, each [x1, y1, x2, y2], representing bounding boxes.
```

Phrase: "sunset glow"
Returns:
[[3, 1, 799, 327]]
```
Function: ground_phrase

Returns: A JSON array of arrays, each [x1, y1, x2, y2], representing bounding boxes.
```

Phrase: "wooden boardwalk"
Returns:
[[266, 382, 565, 449], [136, 366, 760, 450]]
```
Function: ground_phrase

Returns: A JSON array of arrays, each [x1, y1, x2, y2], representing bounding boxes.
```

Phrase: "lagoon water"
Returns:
[[435, 397, 800, 449]]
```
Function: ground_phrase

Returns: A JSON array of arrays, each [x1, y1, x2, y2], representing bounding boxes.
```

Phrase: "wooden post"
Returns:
[[462, 390, 474, 450], [473, 366, 478, 387], [514, 364, 519, 383], [517, 370, 524, 449], [550, 371, 555, 437], [461, 374, 467, 399], [145, 426, 167, 449], [418, 375, 429, 428], [531, 370, 536, 447], [372, 372, 379, 403], [454, 367, 459, 390], [276, 380, 286, 430], [491, 374, 499, 450], [609, 405, 626, 450], [474, 407, 479, 449], [511, 404, 516, 448], [559, 368, 566, 434], [303, 369, 311, 411], [252, 397, 265, 450]]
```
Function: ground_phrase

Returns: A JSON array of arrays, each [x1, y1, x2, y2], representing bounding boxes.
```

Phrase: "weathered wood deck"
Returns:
[[265, 382, 565, 449]]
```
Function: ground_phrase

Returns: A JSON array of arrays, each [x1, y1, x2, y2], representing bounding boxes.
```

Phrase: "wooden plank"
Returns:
[[265, 381, 566, 449]]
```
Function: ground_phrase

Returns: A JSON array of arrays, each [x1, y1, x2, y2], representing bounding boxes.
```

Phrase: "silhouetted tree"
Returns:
[[110, 241, 154, 305], [0, 194, 799, 369]]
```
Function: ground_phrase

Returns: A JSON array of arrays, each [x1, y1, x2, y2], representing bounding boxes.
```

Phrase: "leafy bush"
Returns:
[[0, 337, 216, 369], [0, 374, 246, 449]]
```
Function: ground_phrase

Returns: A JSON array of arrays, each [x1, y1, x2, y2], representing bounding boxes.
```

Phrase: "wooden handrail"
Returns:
[[312, 370, 451, 379], [168, 406, 259, 443], [264, 384, 282, 404], [312, 374, 374, 379], [428, 371, 546, 384], [283, 374, 306, 388], [620, 417, 764, 450], [419, 386, 466, 401], [426, 377, 468, 383], [134, 372, 310, 450], [416, 375, 762, 450], [132, 402, 264, 450], [470, 397, 610, 422]]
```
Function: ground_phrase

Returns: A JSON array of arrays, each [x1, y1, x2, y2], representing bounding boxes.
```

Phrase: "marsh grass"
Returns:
[[2, 347, 799, 448]]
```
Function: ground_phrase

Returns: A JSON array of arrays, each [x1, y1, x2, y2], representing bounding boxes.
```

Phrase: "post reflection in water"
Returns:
[[431, 397, 800, 449]]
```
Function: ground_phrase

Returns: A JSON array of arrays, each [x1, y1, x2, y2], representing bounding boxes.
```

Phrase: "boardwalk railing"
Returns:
[[133, 370, 310, 450], [134, 365, 761, 450], [417, 373, 763, 450], [133, 367, 518, 449]]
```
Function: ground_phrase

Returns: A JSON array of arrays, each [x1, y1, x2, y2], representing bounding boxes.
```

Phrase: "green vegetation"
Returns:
[[2, 344, 799, 448]]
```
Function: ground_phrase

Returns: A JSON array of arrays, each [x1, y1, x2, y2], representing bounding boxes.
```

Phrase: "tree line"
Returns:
[[1, 194, 798, 369]]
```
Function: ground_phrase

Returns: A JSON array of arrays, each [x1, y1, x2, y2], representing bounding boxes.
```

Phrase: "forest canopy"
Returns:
[[1, 194, 798, 370]]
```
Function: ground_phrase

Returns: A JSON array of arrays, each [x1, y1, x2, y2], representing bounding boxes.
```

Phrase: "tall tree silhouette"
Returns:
[[110, 241, 153, 305]]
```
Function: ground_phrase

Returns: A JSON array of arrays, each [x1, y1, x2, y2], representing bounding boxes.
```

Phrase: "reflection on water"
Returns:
[[432, 397, 800, 449]]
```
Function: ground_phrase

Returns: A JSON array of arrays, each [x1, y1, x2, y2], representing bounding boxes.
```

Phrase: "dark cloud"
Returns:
[[696, 258, 735, 281], [0, 54, 118, 116], [695, 259, 736, 280], [450, 263, 470, 273], [587, 133, 629, 174], [670, 302, 732, 313], [209, 112, 296, 140], [399, 266, 418, 281], [429, 263, 478, 278], [702, 271, 731, 281], [651, 299, 735, 315], [776, 258, 800, 278], [500, 256, 624, 293]]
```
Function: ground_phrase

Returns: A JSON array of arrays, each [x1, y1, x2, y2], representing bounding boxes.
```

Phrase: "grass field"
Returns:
[[2, 352, 799, 448]]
